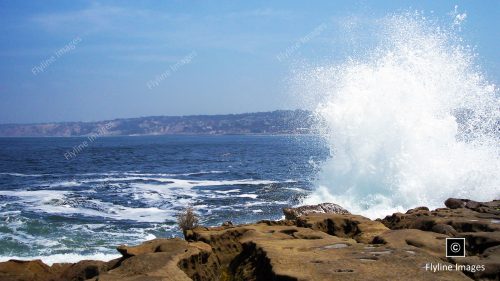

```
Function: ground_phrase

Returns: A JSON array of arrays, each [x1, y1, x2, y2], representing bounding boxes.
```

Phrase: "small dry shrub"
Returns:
[[177, 206, 199, 237]]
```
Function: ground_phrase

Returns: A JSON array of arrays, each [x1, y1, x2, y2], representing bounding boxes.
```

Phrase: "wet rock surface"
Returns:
[[283, 203, 350, 220], [1, 199, 498, 281]]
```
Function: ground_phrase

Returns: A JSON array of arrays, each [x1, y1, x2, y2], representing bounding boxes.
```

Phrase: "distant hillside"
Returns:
[[0, 110, 317, 137]]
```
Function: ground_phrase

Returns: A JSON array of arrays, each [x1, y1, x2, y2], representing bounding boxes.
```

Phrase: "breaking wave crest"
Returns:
[[300, 12, 499, 218]]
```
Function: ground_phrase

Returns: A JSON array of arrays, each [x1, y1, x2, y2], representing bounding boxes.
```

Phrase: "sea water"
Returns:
[[0, 135, 327, 263]]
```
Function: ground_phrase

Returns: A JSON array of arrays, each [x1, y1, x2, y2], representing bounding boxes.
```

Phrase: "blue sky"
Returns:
[[0, 0, 498, 123]]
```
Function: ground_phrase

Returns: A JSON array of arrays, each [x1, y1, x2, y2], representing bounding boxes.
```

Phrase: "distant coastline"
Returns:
[[0, 110, 317, 137]]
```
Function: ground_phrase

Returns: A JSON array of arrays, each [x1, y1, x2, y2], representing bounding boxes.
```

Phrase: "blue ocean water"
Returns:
[[0, 135, 327, 263]]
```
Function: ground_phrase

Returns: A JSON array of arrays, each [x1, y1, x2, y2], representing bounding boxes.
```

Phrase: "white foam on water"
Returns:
[[132, 182, 199, 201], [49, 181, 81, 187], [0, 253, 121, 266], [214, 189, 241, 194], [0, 190, 68, 203], [0, 173, 45, 177], [0, 190, 173, 222], [236, 194, 258, 199], [80, 176, 278, 188], [80, 176, 153, 183], [131, 178, 284, 205], [123, 170, 228, 177], [297, 12, 500, 218], [147, 178, 279, 188], [0, 214, 63, 248]]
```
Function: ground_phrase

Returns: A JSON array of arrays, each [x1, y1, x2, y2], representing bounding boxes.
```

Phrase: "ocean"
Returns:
[[0, 135, 327, 263]]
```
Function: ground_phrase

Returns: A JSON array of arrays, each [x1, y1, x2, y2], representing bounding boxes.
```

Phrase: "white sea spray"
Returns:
[[297, 12, 499, 218]]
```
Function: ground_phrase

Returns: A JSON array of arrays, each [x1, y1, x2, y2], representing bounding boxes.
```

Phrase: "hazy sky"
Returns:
[[0, 0, 498, 123]]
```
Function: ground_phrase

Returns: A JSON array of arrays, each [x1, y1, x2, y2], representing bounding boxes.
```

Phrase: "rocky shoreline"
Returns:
[[1, 198, 498, 281]]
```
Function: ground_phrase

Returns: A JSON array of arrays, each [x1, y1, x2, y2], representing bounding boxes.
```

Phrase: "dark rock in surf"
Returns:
[[445, 198, 468, 209], [444, 198, 500, 215], [406, 206, 430, 214], [283, 202, 350, 220]]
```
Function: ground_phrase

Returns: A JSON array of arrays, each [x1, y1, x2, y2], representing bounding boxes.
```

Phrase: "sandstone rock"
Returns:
[[283, 202, 350, 220], [478, 245, 500, 279], [90, 239, 219, 281], [188, 221, 468, 280], [431, 223, 458, 236], [233, 239, 469, 281], [0, 259, 119, 281], [0, 259, 55, 281], [381, 198, 500, 280], [461, 231, 500, 255], [449, 245, 500, 280], [296, 213, 389, 243], [117, 238, 184, 257], [56, 260, 109, 281], [256, 219, 295, 226], [373, 229, 448, 257]]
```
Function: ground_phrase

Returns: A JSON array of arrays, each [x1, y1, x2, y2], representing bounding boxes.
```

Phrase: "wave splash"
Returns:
[[301, 12, 499, 218]]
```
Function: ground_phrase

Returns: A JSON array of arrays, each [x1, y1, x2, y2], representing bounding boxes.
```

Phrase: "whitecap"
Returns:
[[0, 253, 121, 266]]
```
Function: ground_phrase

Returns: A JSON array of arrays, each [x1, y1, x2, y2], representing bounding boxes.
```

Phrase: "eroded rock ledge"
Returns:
[[1, 198, 498, 281]]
